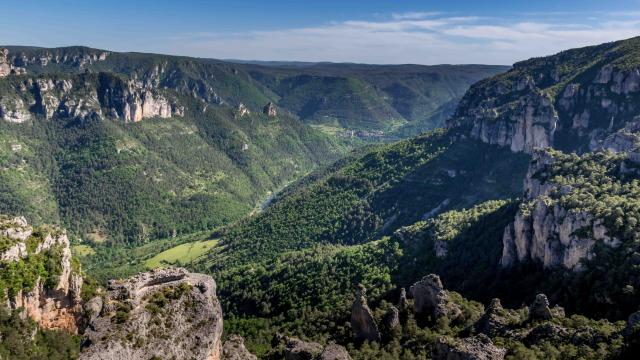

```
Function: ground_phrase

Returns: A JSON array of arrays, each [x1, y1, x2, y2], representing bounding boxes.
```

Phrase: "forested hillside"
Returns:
[[0, 45, 501, 245]]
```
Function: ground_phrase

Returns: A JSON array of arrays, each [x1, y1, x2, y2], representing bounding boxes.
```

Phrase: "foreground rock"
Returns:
[[410, 274, 461, 320], [222, 335, 257, 360], [284, 337, 324, 360], [80, 267, 223, 360], [449, 38, 640, 156], [434, 334, 506, 360], [350, 285, 381, 342], [500, 149, 621, 270], [0, 216, 83, 333], [276, 336, 351, 360]]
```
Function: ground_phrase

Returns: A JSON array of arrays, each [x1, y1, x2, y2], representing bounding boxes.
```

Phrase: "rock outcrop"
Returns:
[[433, 334, 506, 360], [0, 48, 11, 77], [222, 335, 257, 360], [350, 285, 380, 342], [263, 102, 277, 117], [529, 294, 553, 320], [500, 150, 620, 270], [0, 216, 83, 333], [449, 37, 640, 155], [410, 274, 461, 320], [320, 344, 352, 360], [277, 336, 351, 360], [237, 103, 250, 117], [283, 337, 324, 360], [476, 299, 511, 337], [80, 267, 223, 360], [0, 72, 184, 123], [382, 306, 400, 330]]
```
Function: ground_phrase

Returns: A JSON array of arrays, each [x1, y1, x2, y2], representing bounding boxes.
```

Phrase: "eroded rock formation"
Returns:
[[222, 335, 257, 360], [80, 267, 223, 360], [449, 39, 640, 155], [501, 150, 620, 270], [263, 102, 277, 117], [410, 274, 461, 320], [433, 334, 506, 360], [0, 216, 83, 333], [350, 285, 381, 342]]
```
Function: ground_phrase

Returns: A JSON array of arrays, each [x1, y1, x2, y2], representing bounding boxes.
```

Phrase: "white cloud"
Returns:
[[167, 13, 640, 65], [391, 11, 442, 20]]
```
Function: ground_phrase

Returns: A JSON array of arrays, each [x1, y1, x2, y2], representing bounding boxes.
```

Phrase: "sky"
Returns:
[[1, 0, 640, 65]]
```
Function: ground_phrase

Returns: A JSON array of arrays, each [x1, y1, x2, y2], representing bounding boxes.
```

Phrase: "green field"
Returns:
[[145, 239, 218, 268]]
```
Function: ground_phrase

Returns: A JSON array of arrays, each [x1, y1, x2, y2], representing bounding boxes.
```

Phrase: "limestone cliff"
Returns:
[[449, 37, 640, 155], [0, 71, 184, 123], [0, 47, 184, 123], [500, 150, 624, 270], [0, 216, 83, 333], [80, 267, 223, 360]]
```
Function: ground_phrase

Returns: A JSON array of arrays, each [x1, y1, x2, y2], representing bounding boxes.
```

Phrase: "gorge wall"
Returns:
[[450, 37, 640, 155], [0, 216, 83, 332]]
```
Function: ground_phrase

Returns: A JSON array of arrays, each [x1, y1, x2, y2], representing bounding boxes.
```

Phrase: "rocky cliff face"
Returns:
[[4, 46, 109, 70], [0, 70, 184, 123], [0, 47, 185, 123], [500, 149, 623, 270], [0, 216, 83, 333], [80, 267, 223, 360], [450, 37, 640, 155]]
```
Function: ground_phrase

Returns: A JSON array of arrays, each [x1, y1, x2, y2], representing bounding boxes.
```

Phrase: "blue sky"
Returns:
[[1, 0, 640, 64]]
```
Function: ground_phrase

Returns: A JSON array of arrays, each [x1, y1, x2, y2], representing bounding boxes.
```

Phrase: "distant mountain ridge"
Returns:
[[1, 45, 508, 134]]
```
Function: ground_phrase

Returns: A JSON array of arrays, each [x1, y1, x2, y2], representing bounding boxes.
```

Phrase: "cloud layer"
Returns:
[[171, 12, 640, 65]]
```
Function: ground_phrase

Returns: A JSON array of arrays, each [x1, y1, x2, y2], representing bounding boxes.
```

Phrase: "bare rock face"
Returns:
[[8, 47, 109, 69], [501, 149, 620, 270], [263, 102, 277, 117], [97, 73, 183, 122], [278, 337, 351, 360], [469, 93, 557, 154], [382, 306, 400, 330], [0, 216, 83, 333], [222, 335, 257, 360], [529, 294, 552, 320], [283, 337, 324, 360], [476, 299, 511, 337], [237, 103, 250, 117], [80, 267, 223, 360], [0, 48, 11, 77], [0, 97, 32, 123], [398, 287, 408, 311], [350, 285, 381, 342], [433, 334, 506, 360], [410, 274, 461, 321], [449, 40, 640, 156], [319, 344, 352, 360]]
